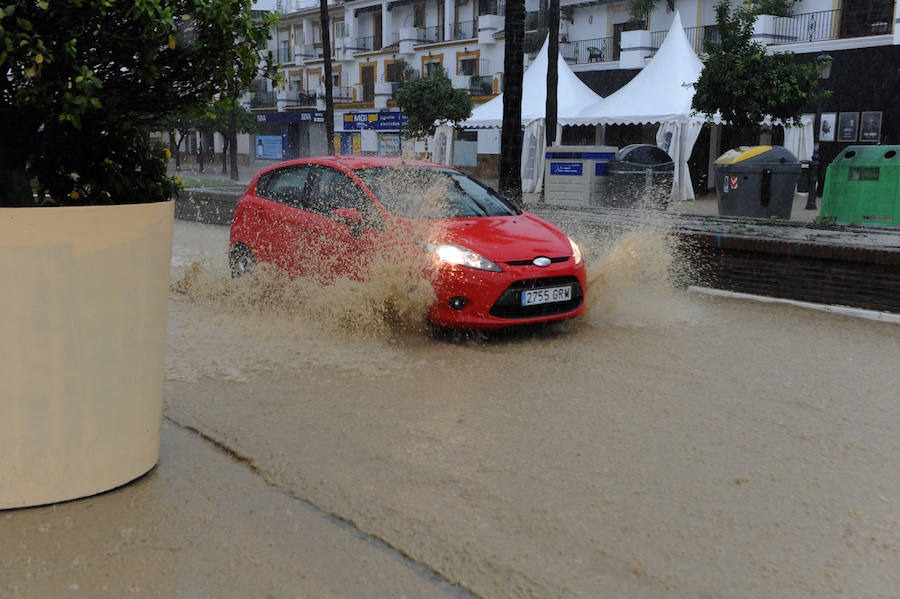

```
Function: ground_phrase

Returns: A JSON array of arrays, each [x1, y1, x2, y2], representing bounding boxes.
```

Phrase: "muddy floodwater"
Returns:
[[162, 214, 900, 598], [5, 215, 899, 598]]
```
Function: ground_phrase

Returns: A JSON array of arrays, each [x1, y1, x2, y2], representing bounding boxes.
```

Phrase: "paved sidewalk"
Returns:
[[0, 419, 473, 598]]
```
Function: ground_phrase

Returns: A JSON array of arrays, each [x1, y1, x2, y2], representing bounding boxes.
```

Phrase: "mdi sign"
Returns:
[[342, 111, 408, 131]]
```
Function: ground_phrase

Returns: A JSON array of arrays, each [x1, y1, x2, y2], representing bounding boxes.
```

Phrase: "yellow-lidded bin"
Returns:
[[714, 145, 801, 219]]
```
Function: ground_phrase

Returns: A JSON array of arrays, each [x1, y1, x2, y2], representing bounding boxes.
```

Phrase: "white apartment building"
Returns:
[[245, 0, 899, 186]]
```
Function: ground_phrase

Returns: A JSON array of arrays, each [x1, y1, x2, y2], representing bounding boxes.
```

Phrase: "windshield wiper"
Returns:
[[451, 177, 489, 216]]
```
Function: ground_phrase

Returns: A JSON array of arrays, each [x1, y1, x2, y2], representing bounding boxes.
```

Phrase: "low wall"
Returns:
[[176, 188, 241, 226], [675, 233, 900, 314]]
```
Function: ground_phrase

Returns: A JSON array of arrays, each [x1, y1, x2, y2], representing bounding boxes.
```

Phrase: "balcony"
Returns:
[[278, 46, 293, 63], [249, 90, 277, 109], [558, 37, 615, 64], [415, 25, 444, 44], [478, 0, 504, 16], [283, 90, 316, 107], [451, 20, 477, 40], [467, 75, 494, 96], [644, 8, 892, 58], [356, 35, 383, 52], [525, 9, 547, 31], [332, 86, 354, 103], [769, 8, 894, 43], [457, 58, 490, 77]]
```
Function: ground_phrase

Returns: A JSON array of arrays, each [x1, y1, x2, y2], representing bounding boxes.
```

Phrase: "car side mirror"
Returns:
[[331, 207, 365, 237]]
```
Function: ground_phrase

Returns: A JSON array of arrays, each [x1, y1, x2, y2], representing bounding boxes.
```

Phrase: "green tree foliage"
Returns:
[[692, 1, 820, 136], [0, 0, 278, 206], [749, 0, 798, 17], [396, 68, 472, 140], [628, 0, 673, 23], [202, 98, 259, 139]]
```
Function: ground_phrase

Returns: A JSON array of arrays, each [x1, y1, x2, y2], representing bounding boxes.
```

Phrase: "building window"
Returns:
[[386, 60, 409, 83], [458, 56, 478, 76], [414, 3, 426, 28], [423, 54, 443, 76]]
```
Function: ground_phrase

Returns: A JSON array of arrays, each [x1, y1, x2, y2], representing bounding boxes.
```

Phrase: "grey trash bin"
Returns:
[[714, 146, 801, 219], [606, 144, 674, 209]]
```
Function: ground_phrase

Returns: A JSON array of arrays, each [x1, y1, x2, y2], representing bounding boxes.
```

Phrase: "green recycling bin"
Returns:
[[714, 146, 801, 219], [821, 145, 900, 226]]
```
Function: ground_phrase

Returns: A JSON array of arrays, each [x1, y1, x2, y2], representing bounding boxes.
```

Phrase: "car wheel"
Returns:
[[229, 243, 256, 278]]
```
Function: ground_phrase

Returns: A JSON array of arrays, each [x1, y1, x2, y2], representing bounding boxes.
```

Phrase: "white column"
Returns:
[[347, 10, 359, 52], [382, 2, 392, 50], [302, 17, 313, 45], [894, 0, 900, 45], [444, 0, 453, 43]]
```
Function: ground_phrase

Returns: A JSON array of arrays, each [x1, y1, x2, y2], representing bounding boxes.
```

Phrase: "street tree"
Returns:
[[692, 1, 820, 140], [319, 0, 335, 154], [198, 98, 260, 174], [545, 0, 559, 147], [500, 0, 525, 204], [0, 0, 278, 206], [396, 67, 472, 140]]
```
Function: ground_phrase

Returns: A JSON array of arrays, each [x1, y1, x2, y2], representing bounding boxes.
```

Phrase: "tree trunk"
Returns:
[[170, 129, 181, 171], [320, 0, 335, 155], [499, 0, 525, 205], [546, 0, 559, 147], [222, 136, 229, 174], [198, 129, 205, 173], [0, 144, 33, 207], [229, 101, 239, 181]]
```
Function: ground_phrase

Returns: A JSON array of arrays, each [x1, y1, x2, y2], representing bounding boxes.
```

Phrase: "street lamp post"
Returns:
[[806, 53, 833, 210]]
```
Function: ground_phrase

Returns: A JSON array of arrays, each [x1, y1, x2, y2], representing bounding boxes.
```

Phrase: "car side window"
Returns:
[[257, 166, 312, 208], [309, 167, 381, 226]]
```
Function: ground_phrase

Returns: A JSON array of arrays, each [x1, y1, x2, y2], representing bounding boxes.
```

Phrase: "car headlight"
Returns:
[[426, 243, 502, 272], [568, 237, 583, 265]]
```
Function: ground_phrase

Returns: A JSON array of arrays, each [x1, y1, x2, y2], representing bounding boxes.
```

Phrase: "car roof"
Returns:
[[252, 156, 447, 181]]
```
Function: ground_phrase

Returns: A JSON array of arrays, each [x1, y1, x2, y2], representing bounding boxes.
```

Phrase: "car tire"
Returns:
[[229, 243, 256, 279]]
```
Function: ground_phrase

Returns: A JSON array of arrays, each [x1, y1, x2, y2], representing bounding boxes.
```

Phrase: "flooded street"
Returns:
[[161, 218, 900, 598]]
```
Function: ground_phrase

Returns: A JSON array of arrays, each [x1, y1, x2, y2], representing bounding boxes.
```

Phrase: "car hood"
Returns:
[[422, 213, 572, 263]]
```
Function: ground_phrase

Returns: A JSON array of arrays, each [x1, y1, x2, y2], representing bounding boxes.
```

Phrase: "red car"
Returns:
[[229, 156, 586, 329]]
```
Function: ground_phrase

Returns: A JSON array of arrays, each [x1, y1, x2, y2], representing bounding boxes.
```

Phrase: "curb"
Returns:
[[688, 286, 900, 324]]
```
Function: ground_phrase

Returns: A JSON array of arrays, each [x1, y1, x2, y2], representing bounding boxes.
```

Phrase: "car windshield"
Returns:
[[354, 166, 520, 219]]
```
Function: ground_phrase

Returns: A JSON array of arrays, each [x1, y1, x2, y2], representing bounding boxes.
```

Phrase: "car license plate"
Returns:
[[521, 285, 572, 307]]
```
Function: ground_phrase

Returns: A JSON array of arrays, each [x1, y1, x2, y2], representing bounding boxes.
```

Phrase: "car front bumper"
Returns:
[[427, 259, 587, 329]]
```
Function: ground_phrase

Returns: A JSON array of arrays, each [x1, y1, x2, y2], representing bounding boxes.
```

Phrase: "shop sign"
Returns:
[[342, 111, 408, 131]]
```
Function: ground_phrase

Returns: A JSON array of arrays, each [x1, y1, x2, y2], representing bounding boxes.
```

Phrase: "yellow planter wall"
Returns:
[[0, 201, 174, 509]]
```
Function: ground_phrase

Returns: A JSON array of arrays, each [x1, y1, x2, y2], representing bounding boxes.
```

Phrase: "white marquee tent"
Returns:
[[560, 10, 705, 202], [433, 38, 604, 192], [562, 10, 813, 202]]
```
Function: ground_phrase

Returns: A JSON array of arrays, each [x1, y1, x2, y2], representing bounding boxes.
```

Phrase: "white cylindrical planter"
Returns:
[[0, 201, 174, 509]]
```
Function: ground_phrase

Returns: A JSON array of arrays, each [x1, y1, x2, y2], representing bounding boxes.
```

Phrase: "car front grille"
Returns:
[[504, 256, 570, 267], [489, 275, 584, 319]]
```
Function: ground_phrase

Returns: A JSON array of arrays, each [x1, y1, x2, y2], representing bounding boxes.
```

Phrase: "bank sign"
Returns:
[[257, 111, 325, 123], [343, 111, 408, 131], [549, 162, 583, 176]]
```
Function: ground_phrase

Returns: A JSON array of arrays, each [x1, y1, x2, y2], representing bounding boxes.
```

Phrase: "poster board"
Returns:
[[837, 112, 859, 143], [819, 113, 836, 142], [860, 111, 882, 143]]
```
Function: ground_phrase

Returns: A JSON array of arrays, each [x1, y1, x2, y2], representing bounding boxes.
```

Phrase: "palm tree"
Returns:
[[546, 0, 559, 147], [499, 0, 525, 204], [319, 0, 335, 154]]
